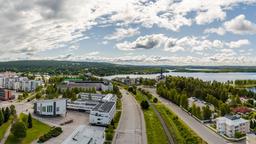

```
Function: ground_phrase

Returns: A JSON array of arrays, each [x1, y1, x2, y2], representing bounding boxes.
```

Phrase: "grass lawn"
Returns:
[[0, 118, 13, 141], [155, 104, 206, 144], [5, 113, 51, 144], [144, 107, 169, 144], [134, 91, 169, 144]]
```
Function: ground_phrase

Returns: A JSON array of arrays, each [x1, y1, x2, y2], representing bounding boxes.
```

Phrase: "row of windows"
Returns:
[[41, 106, 60, 112]]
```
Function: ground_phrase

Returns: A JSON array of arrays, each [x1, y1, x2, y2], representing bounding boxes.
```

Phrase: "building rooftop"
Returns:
[[92, 102, 115, 113], [62, 125, 104, 144], [36, 98, 66, 103], [217, 115, 249, 126]]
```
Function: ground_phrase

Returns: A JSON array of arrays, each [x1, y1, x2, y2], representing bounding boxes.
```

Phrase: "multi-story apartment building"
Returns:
[[216, 115, 250, 138], [0, 88, 14, 101], [0, 75, 43, 92]]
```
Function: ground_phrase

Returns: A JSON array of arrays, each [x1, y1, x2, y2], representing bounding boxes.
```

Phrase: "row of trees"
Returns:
[[235, 80, 256, 86], [157, 76, 232, 116], [190, 104, 212, 120], [156, 85, 189, 110], [0, 105, 16, 126]]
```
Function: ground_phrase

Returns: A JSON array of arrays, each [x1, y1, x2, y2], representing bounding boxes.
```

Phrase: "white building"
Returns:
[[67, 93, 116, 112], [34, 99, 67, 116], [67, 99, 99, 112], [216, 115, 250, 138], [58, 81, 113, 92], [89, 101, 116, 126], [188, 97, 215, 111], [246, 133, 256, 144], [62, 125, 105, 144]]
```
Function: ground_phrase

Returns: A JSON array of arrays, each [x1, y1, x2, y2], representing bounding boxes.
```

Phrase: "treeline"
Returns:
[[0, 105, 16, 126], [235, 80, 256, 86], [0, 60, 164, 76], [156, 76, 253, 116]]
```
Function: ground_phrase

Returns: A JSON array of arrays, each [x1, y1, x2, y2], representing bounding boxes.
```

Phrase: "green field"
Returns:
[[5, 113, 51, 144], [135, 91, 169, 144], [0, 118, 13, 141], [155, 104, 206, 144]]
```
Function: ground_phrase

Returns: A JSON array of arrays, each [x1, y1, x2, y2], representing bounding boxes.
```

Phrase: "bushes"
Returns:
[[153, 97, 158, 103], [140, 100, 150, 110], [11, 121, 27, 138], [105, 125, 114, 141], [38, 127, 62, 143]]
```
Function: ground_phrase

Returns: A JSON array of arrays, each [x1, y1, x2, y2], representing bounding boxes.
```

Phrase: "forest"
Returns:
[[157, 76, 256, 116], [0, 60, 164, 76]]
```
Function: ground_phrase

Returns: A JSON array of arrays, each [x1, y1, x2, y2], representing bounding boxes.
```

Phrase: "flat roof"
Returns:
[[217, 115, 249, 126], [62, 125, 104, 144], [92, 102, 115, 113], [36, 98, 66, 103]]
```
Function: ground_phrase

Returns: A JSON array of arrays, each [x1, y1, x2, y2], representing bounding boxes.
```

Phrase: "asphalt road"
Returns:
[[113, 88, 147, 144], [141, 87, 246, 144]]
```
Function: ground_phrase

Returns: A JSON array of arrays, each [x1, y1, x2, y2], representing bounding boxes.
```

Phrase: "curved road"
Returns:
[[113, 88, 147, 144], [141, 87, 246, 144]]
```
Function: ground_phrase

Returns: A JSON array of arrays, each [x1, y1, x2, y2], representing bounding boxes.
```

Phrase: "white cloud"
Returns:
[[224, 14, 256, 34], [0, 0, 256, 64], [227, 39, 250, 48], [104, 27, 140, 41], [117, 34, 250, 52], [204, 27, 226, 35], [87, 51, 100, 56], [205, 14, 256, 35], [116, 34, 166, 51]]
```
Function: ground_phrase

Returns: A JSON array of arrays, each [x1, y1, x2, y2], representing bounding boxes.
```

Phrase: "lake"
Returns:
[[103, 71, 256, 82]]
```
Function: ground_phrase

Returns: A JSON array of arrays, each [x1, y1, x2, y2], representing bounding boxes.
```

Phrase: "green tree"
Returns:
[[191, 103, 197, 116], [153, 97, 158, 103], [0, 110, 4, 125], [4, 107, 10, 122], [11, 121, 27, 138], [27, 113, 33, 128], [196, 107, 202, 120], [10, 105, 16, 116], [202, 105, 212, 120], [220, 103, 230, 116], [140, 100, 150, 109]]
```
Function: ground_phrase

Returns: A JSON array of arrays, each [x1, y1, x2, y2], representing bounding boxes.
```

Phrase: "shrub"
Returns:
[[153, 98, 158, 103], [140, 100, 150, 110], [11, 121, 27, 138], [38, 127, 62, 143]]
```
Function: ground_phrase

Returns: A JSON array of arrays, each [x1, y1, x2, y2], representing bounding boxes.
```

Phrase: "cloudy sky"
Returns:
[[1, 0, 256, 65]]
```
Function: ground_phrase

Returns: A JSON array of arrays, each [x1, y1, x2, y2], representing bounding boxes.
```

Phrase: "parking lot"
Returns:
[[32, 110, 91, 144]]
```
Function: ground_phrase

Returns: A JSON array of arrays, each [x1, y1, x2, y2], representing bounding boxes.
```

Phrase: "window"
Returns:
[[42, 106, 46, 112], [56, 107, 60, 112], [47, 105, 53, 112]]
